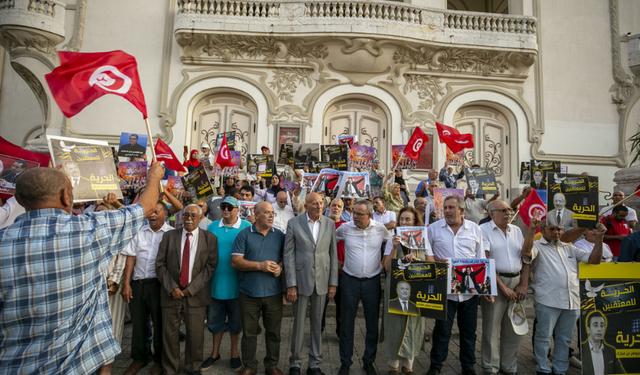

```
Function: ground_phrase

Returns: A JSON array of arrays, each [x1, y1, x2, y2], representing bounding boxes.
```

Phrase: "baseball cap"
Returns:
[[509, 300, 528, 335], [261, 146, 270, 152], [222, 196, 239, 207], [201, 143, 210, 149]]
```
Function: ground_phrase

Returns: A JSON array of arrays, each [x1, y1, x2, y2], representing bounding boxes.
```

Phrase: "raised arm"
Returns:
[[587, 223, 607, 265], [522, 210, 542, 258]]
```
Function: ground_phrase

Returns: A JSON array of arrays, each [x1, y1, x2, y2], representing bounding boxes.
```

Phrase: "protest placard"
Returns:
[[433, 188, 464, 219], [446, 147, 464, 167], [215, 131, 236, 150], [579, 263, 640, 374], [396, 227, 427, 250], [213, 151, 241, 178], [301, 173, 318, 195], [293, 143, 320, 169], [48, 135, 122, 202], [277, 144, 293, 165], [0, 155, 39, 199], [530, 160, 560, 190], [117, 132, 148, 158], [181, 165, 214, 203], [464, 167, 498, 195], [546, 173, 599, 228], [310, 168, 343, 199], [389, 260, 448, 320], [166, 175, 185, 200], [520, 161, 531, 184], [449, 258, 497, 296], [348, 144, 375, 170], [239, 200, 257, 219], [118, 161, 147, 205], [321, 145, 349, 171], [279, 179, 298, 193], [335, 171, 370, 199], [392, 145, 418, 170], [308, 161, 332, 174], [336, 135, 357, 148]]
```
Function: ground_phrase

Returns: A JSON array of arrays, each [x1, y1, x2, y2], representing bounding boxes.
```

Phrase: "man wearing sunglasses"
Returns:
[[201, 197, 252, 372], [479, 200, 530, 375]]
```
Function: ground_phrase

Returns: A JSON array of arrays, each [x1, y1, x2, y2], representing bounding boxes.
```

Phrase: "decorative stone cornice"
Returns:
[[0, 25, 62, 68]]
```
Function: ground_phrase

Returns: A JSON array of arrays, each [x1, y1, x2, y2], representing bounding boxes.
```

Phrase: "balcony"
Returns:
[[0, 0, 65, 37], [175, 0, 537, 51]]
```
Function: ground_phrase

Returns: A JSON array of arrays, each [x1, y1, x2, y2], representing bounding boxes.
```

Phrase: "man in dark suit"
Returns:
[[119, 133, 147, 157], [454, 264, 486, 294], [531, 170, 547, 190], [388, 281, 420, 316], [284, 193, 338, 375], [295, 146, 318, 164], [156, 204, 218, 375], [0, 160, 27, 185], [581, 311, 625, 375]]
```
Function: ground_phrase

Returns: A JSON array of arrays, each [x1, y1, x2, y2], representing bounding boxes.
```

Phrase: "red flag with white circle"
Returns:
[[403, 127, 429, 161], [215, 133, 237, 169], [519, 189, 547, 227]]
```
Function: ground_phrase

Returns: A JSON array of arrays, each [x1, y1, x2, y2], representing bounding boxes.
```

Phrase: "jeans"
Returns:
[[207, 298, 242, 335], [339, 273, 381, 366], [430, 297, 479, 371], [533, 301, 580, 375]]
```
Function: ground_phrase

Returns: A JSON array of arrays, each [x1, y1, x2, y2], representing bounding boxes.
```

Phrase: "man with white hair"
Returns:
[[439, 163, 464, 189]]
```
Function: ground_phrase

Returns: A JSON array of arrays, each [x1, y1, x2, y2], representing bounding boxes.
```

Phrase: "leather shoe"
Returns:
[[124, 361, 149, 375], [239, 370, 257, 375], [425, 367, 440, 375], [150, 363, 164, 375], [289, 367, 301, 375], [266, 368, 285, 375], [307, 368, 325, 375], [363, 363, 378, 375], [338, 364, 350, 375]]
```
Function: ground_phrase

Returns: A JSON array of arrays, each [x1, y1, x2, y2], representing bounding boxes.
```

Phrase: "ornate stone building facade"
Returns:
[[0, 0, 639, 199]]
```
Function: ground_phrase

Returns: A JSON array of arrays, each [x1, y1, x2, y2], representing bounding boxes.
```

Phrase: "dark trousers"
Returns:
[[430, 297, 479, 371], [239, 293, 283, 372], [130, 279, 163, 364], [162, 299, 207, 375], [339, 273, 381, 366], [321, 274, 342, 335]]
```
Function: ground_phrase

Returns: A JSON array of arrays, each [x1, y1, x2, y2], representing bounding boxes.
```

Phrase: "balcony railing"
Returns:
[[0, 0, 65, 37]]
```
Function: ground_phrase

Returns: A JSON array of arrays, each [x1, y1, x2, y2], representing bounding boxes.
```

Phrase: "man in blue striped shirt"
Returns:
[[0, 163, 164, 374]]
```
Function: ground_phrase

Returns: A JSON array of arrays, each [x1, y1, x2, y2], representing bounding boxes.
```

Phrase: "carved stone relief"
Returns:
[[403, 75, 444, 110], [269, 67, 314, 102]]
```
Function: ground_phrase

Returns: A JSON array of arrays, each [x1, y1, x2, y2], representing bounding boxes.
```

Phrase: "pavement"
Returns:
[[108, 301, 582, 375]]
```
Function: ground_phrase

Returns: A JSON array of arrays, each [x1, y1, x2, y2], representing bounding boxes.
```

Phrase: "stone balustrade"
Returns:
[[175, 0, 538, 50], [0, 0, 65, 37]]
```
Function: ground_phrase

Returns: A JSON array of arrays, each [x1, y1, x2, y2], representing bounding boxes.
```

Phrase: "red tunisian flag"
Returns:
[[519, 189, 547, 227], [403, 127, 429, 161], [436, 122, 460, 140], [45, 51, 148, 118], [442, 133, 474, 154], [154, 139, 185, 172], [215, 133, 237, 168]]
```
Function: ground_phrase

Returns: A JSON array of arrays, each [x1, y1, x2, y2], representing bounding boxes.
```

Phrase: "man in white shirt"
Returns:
[[522, 212, 606, 375], [573, 228, 614, 262], [426, 195, 490, 375], [372, 196, 396, 230], [0, 196, 26, 229], [120, 202, 173, 375], [273, 191, 295, 233], [599, 190, 637, 229], [479, 200, 530, 375], [336, 200, 392, 375]]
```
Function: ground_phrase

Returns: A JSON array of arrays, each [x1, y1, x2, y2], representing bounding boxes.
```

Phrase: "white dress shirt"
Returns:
[[480, 220, 525, 273], [427, 218, 484, 302], [373, 210, 396, 225], [121, 223, 173, 280], [336, 220, 392, 278], [180, 228, 200, 284], [599, 204, 637, 222], [273, 204, 295, 233], [0, 196, 26, 229], [307, 213, 320, 243], [588, 341, 605, 375], [573, 239, 613, 262]]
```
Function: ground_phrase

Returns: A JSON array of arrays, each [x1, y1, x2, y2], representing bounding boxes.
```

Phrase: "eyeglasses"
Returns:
[[352, 211, 368, 217], [491, 208, 512, 214], [260, 211, 277, 217], [183, 213, 200, 218], [220, 204, 237, 211]]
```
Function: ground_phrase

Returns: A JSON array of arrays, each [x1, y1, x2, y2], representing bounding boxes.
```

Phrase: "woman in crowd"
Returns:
[[394, 169, 410, 207], [382, 172, 405, 217], [382, 207, 434, 375], [183, 149, 203, 172], [255, 174, 290, 205]]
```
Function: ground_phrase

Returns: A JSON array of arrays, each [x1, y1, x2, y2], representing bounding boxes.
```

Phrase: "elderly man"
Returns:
[[522, 212, 606, 375], [601, 205, 632, 260], [201, 197, 251, 372], [439, 164, 464, 189], [547, 193, 577, 227], [274, 191, 295, 233], [599, 190, 637, 229], [156, 204, 219, 375], [573, 229, 614, 262], [200, 143, 215, 171], [120, 202, 173, 375], [284, 193, 338, 375], [372, 196, 396, 230], [336, 200, 392, 375], [426, 195, 489, 375], [479, 200, 530, 375], [0, 163, 163, 374], [232, 202, 286, 375], [197, 199, 213, 230]]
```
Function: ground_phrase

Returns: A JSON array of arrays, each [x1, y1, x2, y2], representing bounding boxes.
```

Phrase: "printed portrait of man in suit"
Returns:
[[581, 311, 625, 375], [388, 281, 420, 316], [547, 193, 577, 227]]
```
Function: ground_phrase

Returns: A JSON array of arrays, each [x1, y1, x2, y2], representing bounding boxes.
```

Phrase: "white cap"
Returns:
[[508, 299, 528, 335]]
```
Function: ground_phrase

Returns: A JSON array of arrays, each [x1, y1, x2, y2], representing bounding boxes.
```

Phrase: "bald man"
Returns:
[[0, 164, 164, 374], [284, 193, 338, 375], [273, 191, 295, 233]]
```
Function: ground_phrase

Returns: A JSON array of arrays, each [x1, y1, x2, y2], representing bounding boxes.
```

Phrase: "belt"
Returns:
[[498, 272, 520, 278], [346, 273, 379, 282], [132, 278, 160, 284]]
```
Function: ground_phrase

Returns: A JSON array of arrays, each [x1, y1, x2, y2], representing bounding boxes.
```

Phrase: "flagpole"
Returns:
[[392, 151, 403, 171], [599, 188, 640, 217], [144, 117, 164, 192], [509, 207, 520, 224]]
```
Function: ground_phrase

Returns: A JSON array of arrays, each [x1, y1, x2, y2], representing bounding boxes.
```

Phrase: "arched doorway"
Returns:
[[452, 105, 512, 198], [191, 93, 258, 164], [323, 98, 388, 169]]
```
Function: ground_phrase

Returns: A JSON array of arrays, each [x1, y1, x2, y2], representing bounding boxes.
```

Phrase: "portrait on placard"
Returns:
[[117, 132, 148, 158], [336, 171, 370, 199], [449, 258, 496, 296], [392, 145, 418, 170], [546, 173, 599, 228], [389, 260, 449, 320], [293, 143, 320, 169], [0, 155, 39, 199], [348, 144, 375, 170], [433, 188, 465, 219]]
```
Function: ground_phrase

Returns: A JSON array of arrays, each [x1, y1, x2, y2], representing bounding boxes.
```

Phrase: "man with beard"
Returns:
[[599, 190, 637, 229], [522, 211, 606, 375], [121, 202, 173, 375], [156, 204, 218, 375]]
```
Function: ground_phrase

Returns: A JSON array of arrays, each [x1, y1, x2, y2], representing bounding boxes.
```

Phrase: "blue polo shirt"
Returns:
[[232, 224, 285, 298], [207, 218, 252, 300]]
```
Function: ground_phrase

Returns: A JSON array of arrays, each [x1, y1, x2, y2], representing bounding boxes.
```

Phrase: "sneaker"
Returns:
[[231, 357, 244, 372], [201, 355, 221, 371]]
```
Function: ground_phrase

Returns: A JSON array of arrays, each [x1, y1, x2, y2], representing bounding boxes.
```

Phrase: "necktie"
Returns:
[[402, 301, 407, 312], [180, 233, 191, 288], [557, 211, 561, 225]]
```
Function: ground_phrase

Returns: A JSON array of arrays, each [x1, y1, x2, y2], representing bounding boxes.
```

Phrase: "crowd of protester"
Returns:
[[0, 145, 636, 375]]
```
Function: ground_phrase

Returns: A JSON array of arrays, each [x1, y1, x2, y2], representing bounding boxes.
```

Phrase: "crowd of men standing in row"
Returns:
[[0, 150, 634, 375]]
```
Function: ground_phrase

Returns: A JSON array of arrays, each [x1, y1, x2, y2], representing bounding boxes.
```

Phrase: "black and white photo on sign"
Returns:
[[292, 143, 320, 168]]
